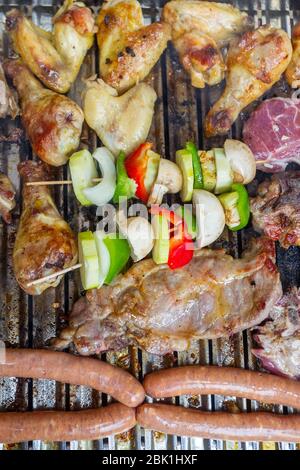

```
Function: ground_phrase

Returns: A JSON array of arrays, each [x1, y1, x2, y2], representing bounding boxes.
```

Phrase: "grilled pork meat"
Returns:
[[0, 172, 16, 223], [252, 288, 300, 379], [53, 237, 282, 356], [243, 97, 300, 172], [250, 172, 300, 249], [13, 161, 78, 295], [286, 22, 300, 88]]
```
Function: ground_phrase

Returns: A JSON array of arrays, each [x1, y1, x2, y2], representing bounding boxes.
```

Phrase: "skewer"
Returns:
[[26, 178, 102, 187], [26, 263, 82, 287]]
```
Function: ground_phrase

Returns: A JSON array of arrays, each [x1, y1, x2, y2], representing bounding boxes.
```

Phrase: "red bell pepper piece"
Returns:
[[150, 206, 194, 270], [125, 142, 152, 203]]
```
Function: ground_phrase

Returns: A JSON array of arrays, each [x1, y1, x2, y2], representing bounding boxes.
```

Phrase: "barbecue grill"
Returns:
[[0, 0, 299, 451]]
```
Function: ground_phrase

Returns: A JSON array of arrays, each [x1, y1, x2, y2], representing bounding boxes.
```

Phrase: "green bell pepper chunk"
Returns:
[[103, 234, 131, 284], [186, 141, 203, 189], [113, 151, 137, 203], [231, 183, 250, 232]]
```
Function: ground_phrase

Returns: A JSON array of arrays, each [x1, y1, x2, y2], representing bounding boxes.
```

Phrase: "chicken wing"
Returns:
[[4, 60, 84, 167], [162, 0, 251, 88], [14, 161, 78, 296], [0, 172, 16, 224], [205, 26, 292, 137], [286, 22, 300, 88], [0, 62, 19, 118], [83, 77, 156, 156], [97, 0, 171, 93], [6, 0, 95, 94]]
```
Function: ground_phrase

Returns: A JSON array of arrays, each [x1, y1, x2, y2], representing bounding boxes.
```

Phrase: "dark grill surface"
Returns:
[[0, 0, 300, 450]]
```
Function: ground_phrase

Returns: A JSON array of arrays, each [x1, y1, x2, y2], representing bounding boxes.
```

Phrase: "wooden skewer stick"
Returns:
[[26, 263, 82, 287], [26, 178, 102, 187]]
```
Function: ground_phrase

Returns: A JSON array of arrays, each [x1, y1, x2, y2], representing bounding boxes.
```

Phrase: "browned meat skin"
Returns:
[[143, 365, 300, 408], [13, 161, 78, 295], [52, 237, 282, 355], [0, 62, 18, 118], [4, 60, 83, 167], [286, 22, 300, 88], [205, 26, 292, 137], [0, 172, 16, 224], [137, 403, 300, 442], [0, 349, 144, 407], [250, 172, 300, 249], [252, 288, 300, 379], [0, 404, 136, 443], [6, 1, 95, 94]]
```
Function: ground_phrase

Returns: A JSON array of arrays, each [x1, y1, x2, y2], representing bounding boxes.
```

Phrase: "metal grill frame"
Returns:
[[0, 0, 300, 451]]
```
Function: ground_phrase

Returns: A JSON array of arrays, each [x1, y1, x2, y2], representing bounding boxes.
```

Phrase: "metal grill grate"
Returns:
[[0, 0, 300, 451]]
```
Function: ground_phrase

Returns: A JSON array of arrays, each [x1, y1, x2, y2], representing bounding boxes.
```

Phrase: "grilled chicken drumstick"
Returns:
[[0, 62, 18, 118], [286, 22, 300, 88], [97, 0, 171, 93], [6, 0, 95, 94], [0, 172, 16, 223], [5, 60, 84, 167], [205, 26, 292, 137], [13, 161, 78, 296], [53, 237, 282, 355], [162, 0, 251, 88]]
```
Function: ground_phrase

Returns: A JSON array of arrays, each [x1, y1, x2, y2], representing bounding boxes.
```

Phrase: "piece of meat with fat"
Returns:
[[52, 237, 282, 356], [0, 172, 16, 223], [252, 288, 300, 379], [243, 97, 300, 172], [250, 172, 300, 249]]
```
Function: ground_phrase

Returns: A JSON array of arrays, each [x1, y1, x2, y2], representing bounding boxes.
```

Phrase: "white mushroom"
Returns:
[[224, 139, 256, 185], [117, 212, 154, 262], [147, 158, 183, 206]]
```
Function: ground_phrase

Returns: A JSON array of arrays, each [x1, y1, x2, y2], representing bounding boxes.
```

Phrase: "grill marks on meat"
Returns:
[[250, 172, 300, 249], [53, 237, 282, 356], [0, 172, 16, 223], [243, 97, 300, 172], [252, 288, 300, 379], [13, 161, 78, 296]]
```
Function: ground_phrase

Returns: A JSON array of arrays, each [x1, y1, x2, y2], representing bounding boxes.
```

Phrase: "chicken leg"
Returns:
[[162, 1, 252, 88], [83, 77, 157, 156], [6, 0, 95, 94], [286, 22, 300, 89], [0, 62, 18, 118], [13, 161, 78, 296], [97, 0, 171, 93], [4, 60, 84, 167], [205, 26, 292, 137]]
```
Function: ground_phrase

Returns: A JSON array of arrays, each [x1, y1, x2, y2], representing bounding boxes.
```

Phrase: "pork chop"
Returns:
[[243, 97, 300, 172], [53, 237, 282, 356]]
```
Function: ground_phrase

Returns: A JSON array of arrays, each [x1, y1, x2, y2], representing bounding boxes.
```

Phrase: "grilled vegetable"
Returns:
[[83, 147, 116, 207], [117, 212, 154, 263], [175, 149, 194, 202], [94, 230, 111, 288], [113, 151, 137, 203], [151, 214, 170, 265], [186, 141, 203, 189], [125, 143, 160, 203], [147, 158, 183, 206], [193, 189, 225, 248], [199, 150, 216, 192], [214, 148, 233, 194], [78, 231, 100, 290], [175, 206, 197, 239], [218, 183, 250, 231], [224, 139, 256, 185], [103, 235, 131, 284], [69, 150, 98, 206]]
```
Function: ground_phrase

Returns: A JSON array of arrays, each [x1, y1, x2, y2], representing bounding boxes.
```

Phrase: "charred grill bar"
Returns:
[[0, 0, 299, 451]]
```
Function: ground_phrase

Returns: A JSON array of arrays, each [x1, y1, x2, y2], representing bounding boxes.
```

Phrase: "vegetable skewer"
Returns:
[[26, 178, 102, 186]]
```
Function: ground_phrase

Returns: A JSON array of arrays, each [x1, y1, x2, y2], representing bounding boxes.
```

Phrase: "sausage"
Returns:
[[137, 403, 300, 442], [143, 366, 300, 409], [0, 403, 136, 444], [0, 349, 144, 407]]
